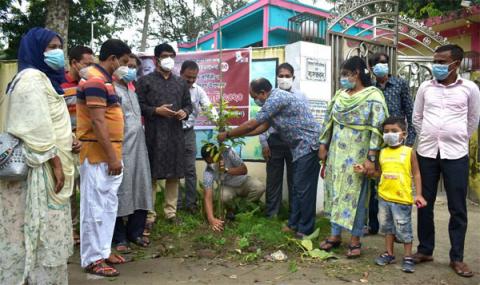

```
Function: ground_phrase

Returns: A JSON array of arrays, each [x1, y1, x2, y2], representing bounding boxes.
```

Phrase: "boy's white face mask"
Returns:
[[383, 132, 403, 147]]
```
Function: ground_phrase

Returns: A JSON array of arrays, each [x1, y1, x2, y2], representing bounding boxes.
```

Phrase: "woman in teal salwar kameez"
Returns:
[[318, 56, 388, 258]]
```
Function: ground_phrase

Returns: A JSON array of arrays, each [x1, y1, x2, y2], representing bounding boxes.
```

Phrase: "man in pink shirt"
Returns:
[[412, 44, 480, 278]]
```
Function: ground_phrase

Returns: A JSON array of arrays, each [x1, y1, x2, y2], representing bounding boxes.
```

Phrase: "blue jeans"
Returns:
[[378, 198, 413, 243], [288, 150, 320, 235], [331, 178, 369, 237]]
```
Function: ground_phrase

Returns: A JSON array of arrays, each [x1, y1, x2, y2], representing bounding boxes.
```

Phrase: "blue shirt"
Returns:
[[256, 88, 321, 161], [376, 76, 416, 146], [259, 87, 308, 148]]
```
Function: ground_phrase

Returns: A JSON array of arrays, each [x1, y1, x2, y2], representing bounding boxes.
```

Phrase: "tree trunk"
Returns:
[[45, 0, 70, 57], [140, 0, 151, 52]]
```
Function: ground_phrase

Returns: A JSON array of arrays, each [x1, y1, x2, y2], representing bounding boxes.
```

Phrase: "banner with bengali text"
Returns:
[[173, 48, 251, 129]]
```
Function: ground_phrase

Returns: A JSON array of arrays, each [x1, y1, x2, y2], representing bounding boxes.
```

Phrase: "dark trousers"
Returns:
[[113, 210, 148, 245], [178, 128, 197, 209], [417, 153, 469, 262], [265, 134, 294, 217], [367, 179, 379, 234], [288, 150, 320, 235]]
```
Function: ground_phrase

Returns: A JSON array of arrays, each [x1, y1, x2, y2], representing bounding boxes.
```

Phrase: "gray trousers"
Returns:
[[178, 128, 197, 209]]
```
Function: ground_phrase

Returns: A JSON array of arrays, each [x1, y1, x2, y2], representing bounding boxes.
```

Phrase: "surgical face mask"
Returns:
[[340, 77, 356, 90], [160, 57, 175, 71], [123, 68, 137, 82], [432, 61, 456, 81], [383, 132, 403, 147], [44, 49, 65, 70], [254, 98, 264, 107], [79, 66, 89, 79], [277, 77, 293, 90], [373, 63, 389, 77], [114, 66, 129, 80]]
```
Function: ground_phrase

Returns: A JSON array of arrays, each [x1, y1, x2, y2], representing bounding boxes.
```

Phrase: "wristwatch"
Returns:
[[367, 154, 377, 163]]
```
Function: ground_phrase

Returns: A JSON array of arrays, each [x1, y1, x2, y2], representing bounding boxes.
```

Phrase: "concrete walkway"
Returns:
[[68, 197, 480, 285]]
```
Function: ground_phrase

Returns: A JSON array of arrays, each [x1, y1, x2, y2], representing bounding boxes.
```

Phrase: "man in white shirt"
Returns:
[[178, 60, 218, 213], [412, 44, 480, 278]]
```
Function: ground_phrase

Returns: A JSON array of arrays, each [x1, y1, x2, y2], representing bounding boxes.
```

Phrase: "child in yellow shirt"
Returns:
[[354, 116, 427, 273]]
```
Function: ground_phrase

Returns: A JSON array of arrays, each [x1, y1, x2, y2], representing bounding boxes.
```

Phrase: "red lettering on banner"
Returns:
[[174, 49, 251, 129]]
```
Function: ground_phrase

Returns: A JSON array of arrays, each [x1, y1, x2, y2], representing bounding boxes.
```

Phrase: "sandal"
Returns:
[[85, 260, 119, 277], [346, 243, 362, 259], [130, 236, 150, 247], [106, 253, 127, 265], [319, 238, 342, 251], [73, 231, 80, 245], [450, 261, 474, 278], [143, 221, 153, 237], [114, 243, 131, 254]]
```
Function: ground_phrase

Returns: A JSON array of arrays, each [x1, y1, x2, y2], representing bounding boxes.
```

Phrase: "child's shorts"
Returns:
[[377, 198, 413, 243]]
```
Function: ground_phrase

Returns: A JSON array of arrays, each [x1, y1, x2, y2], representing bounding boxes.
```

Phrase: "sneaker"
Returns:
[[402, 257, 415, 273], [375, 252, 396, 266]]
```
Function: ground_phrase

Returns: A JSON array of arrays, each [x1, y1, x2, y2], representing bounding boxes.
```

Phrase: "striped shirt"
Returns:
[[76, 64, 124, 164], [61, 72, 78, 130]]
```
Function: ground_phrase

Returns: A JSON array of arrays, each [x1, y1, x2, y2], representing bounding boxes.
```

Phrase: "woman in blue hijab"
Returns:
[[0, 27, 77, 285], [17, 27, 66, 94]]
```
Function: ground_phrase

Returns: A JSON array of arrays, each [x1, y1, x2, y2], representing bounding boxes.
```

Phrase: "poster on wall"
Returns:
[[176, 49, 251, 129], [249, 59, 278, 120], [237, 58, 279, 161]]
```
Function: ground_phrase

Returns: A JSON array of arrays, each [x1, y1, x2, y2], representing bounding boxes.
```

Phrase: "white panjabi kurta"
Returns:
[[114, 82, 152, 217]]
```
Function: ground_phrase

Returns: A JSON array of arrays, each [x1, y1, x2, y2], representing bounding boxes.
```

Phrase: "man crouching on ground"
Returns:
[[201, 143, 265, 231]]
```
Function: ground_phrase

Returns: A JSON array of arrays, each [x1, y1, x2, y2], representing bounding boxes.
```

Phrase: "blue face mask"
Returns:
[[340, 77, 356, 90], [373, 63, 389, 77], [432, 62, 455, 81], [254, 98, 264, 107], [123, 68, 137, 83], [43, 49, 65, 70]]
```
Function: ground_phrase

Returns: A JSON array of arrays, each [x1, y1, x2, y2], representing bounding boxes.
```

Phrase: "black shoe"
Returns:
[[185, 205, 199, 215], [167, 216, 183, 225], [226, 211, 235, 221]]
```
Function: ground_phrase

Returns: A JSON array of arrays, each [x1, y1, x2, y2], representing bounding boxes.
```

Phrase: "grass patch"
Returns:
[[141, 188, 332, 264]]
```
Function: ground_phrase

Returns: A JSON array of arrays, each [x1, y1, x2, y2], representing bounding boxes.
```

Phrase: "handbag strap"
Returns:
[[6, 69, 29, 96], [1, 69, 29, 132]]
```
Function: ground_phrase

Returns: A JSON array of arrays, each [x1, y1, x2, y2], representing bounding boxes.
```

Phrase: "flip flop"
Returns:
[[114, 243, 132, 254]]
